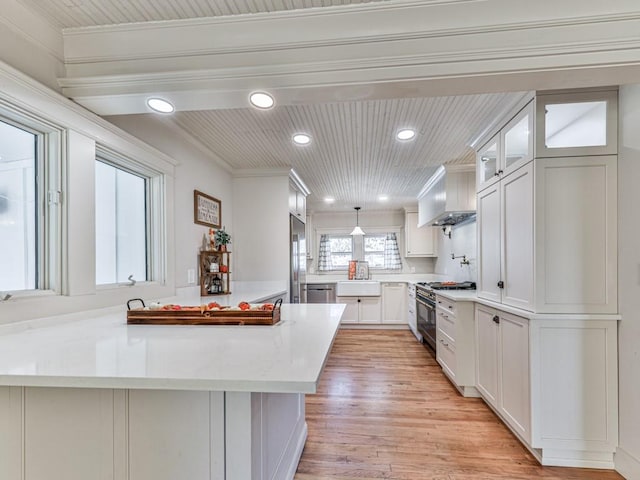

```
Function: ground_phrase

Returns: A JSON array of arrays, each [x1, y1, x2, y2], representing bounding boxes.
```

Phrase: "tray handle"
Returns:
[[127, 298, 146, 310], [272, 298, 283, 319]]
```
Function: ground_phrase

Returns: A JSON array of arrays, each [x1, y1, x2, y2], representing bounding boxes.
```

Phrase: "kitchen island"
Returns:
[[0, 301, 344, 480]]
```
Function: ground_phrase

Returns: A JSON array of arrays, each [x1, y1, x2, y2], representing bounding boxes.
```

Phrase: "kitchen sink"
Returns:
[[336, 280, 381, 296]]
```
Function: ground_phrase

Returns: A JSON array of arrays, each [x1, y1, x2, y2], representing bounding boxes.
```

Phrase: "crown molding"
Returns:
[[232, 167, 291, 178], [0, 0, 64, 62]]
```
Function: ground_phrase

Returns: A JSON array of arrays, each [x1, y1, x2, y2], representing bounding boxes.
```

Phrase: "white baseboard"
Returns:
[[615, 446, 640, 480], [340, 324, 409, 330], [280, 421, 308, 480]]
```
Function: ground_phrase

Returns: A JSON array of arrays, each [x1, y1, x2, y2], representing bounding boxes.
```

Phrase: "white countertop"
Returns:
[[0, 303, 344, 394], [433, 290, 478, 302], [305, 273, 449, 284]]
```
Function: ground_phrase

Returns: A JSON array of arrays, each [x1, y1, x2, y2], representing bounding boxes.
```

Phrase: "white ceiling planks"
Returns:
[[19, 0, 387, 28], [171, 93, 519, 212]]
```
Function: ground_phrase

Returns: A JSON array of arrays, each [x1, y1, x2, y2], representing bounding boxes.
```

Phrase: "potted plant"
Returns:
[[214, 227, 231, 251]]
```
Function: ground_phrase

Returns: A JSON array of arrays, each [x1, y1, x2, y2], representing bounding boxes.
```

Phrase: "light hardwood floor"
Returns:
[[295, 329, 624, 480]]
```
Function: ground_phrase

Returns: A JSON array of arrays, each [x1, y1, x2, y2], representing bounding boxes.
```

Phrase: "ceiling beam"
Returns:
[[58, 0, 640, 115]]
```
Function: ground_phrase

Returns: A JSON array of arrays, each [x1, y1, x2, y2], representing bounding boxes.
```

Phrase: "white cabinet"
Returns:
[[407, 283, 419, 340], [435, 296, 477, 397], [477, 162, 534, 310], [381, 282, 406, 324], [288, 180, 306, 222], [404, 211, 436, 257], [477, 100, 534, 192], [336, 296, 381, 324], [475, 304, 619, 467], [534, 156, 617, 314], [535, 89, 617, 159], [475, 304, 530, 443]]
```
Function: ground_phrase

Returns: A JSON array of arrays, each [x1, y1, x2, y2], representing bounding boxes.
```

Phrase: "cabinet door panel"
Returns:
[[382, 283, 407, 324], [535, 156, 617, 313], [501, 163, 534, 311], [336, 296, 359, 324], [477, 184, 501, 302], [499, 313, 530, 443], [477, 134, 500, 191], [475, 306, 499, 408], [359, 297, 381, 324]]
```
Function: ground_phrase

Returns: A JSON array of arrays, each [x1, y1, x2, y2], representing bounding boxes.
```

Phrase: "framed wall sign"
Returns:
[[194, 190, 221, 228]]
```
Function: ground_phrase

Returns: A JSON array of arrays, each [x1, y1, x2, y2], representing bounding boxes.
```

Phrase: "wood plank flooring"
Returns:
[[295, 329, 624, 480]]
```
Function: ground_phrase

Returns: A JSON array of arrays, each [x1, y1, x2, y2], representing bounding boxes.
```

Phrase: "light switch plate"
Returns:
[[187, 268, 196, 284]]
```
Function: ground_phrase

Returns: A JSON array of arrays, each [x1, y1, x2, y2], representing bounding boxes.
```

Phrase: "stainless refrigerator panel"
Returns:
[[290, 215, 306, 303]]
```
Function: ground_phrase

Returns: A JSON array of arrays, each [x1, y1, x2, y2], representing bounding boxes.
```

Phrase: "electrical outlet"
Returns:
[[187, 268, 196, 284], [410, 267, 416, 273]]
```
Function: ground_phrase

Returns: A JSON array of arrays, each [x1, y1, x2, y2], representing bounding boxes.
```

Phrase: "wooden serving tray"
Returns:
[[126, 299, 282, 326]]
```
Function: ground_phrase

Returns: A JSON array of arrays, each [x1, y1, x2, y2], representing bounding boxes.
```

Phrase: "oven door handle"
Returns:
[[416, 297, 434, 309]]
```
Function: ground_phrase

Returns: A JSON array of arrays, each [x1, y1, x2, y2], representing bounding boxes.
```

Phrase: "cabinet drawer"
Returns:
[[436, 309, 456, 341], [436, 330, 456, 378], [436, 297, 456, 316]]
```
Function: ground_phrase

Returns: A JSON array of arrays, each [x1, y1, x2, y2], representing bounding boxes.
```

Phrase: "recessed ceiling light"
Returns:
[[396, 128, 416, 141], [147, 98, 174, 114], [324, 197, 335, 204], [292, 133, 312, 146], [378, 195, 389, 202], [249, 92, 275, 109]]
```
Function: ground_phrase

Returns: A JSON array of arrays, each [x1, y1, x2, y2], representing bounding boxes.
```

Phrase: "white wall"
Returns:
[[615, 84, 640, 479], [232, 174, 289, 283], [309, 209, 435, 274], [434, 220, 477, 282], [105, 115, 233, 289]]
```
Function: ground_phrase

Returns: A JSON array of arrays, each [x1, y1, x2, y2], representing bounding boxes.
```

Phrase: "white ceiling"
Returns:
[[16, 0, 530, 212], [19, 0, 389, 28]]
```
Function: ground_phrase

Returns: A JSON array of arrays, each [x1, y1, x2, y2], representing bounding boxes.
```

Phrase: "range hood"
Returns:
[[417, 165, 476, 227]]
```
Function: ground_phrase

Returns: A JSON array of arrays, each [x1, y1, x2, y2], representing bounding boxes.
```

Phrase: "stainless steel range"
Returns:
[[415, 281, 476, 354]]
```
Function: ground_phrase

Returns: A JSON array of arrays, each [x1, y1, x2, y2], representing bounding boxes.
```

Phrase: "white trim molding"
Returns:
[[57, 0, 640, 115], [615, 447, 640, 480]]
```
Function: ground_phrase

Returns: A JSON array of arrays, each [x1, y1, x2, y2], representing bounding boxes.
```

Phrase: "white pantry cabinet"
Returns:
[[381, 282, 407, 324], [404, 211, 436, 257], [477, 162, 534, 311], [534, 156, 617, 314]]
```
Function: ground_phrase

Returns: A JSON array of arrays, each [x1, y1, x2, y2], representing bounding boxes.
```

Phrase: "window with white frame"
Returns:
[[317, 231, 402, 271], [364, 235, 385, 268], [0, 111, 61, 294], [317, 234, 353, 271], [95, 148, 162, 286]]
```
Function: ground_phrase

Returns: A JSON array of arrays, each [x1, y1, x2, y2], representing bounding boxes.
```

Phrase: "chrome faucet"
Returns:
[[451, 254, 470, 266], [1, 293, 12, 301]]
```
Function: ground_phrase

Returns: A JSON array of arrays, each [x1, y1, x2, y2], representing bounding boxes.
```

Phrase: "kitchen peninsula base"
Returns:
[[0, 387, 305, 480]]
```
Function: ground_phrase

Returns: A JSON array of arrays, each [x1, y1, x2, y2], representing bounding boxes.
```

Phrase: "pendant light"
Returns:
[[350, 207, 365, 236]]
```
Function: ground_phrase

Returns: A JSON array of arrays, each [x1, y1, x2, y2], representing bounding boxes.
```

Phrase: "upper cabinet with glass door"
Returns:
[[477, 100, 534, 192], [535, 89, 617, 158]]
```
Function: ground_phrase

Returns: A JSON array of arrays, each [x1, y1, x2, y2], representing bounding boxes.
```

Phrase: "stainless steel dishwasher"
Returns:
[[305, 283, 336, 303]]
